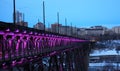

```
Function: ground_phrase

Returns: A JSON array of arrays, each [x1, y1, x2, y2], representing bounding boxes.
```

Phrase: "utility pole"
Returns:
[[13, 0, 16, 25], [43, 1, 46, 31], [65, 18, 67, 35], [38, 19, 39, 23], [57, 12, 59, 33], [48, 22, 50, 32], [75, 26, 77, 37], [71, 22, 72, 36], [23, 13, 25, 22]]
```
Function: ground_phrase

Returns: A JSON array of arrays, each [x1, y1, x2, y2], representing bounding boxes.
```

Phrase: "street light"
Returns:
[[65, 18, 67, 35], [43, 1, 46, 31], [71, 22, 72, 36], [13, 0, 16, 25], [57, 12, 59, 33]]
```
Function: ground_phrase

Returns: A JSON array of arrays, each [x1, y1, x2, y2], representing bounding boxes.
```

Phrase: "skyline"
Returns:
[[0, 0, 120, 28]]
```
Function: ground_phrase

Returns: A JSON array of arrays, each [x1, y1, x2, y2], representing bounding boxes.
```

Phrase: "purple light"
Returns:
[[48, 51, 57, 56], [6, 28, 10, 31], [11, 60, 17, 66], [12, 60, 16, 64], [2, 63, 6, 66], [2, 63, 8, 69], [0, 31, 4, 34], [6, 32, 14, 35], [29, 32, 33, 34], [15, 29, 19, 32], [42, 34, 44, 36], [0, 27, 90, 67], [16, 39, 21, 50], [17, 58, 25, 64], [23, 41, 27, 48], [23, 31, 27, 33], [35, 32, 37, 35]]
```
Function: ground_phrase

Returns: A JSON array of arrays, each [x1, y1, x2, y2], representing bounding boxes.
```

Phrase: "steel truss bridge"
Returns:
[[0, 21, 95, 71]]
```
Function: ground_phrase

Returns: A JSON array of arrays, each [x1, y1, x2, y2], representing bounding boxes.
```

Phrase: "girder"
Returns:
[[0, 22, 94, 71]]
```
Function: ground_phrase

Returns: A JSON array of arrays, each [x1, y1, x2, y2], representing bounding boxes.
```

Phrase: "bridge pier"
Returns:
[[0, 44, 92, 71], [46, 44, 91, 71], [72, 44, 91, 71]]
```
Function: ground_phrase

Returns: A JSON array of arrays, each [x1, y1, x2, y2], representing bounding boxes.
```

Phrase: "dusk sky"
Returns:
[[0, 0, 120, 28]]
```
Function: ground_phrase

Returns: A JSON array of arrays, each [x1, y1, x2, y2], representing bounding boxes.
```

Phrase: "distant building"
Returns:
[[33, 22, 45, 30], [15, 11, 28, 27], [85, 29, 104, 36], [16, 21, 28, 27], [72, 27, 78, 36], [74, 26, 108, 37], [51, 23, 78, 36], [59, 26, 71, 35], [90, 26, 107, 30], [77, 28, 86, 36], [112, 26, 120, 34], [46, 28, 52, 32], [58, 26, 79, 36], [105, 29, 115, 35], [15, 11, 22, 23], [51, 23, 62, 33], [85, 26, 107, 36], [59, 26, 66, 34]]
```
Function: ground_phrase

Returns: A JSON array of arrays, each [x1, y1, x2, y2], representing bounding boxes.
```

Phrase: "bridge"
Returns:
[[0, 21, 95, 71]]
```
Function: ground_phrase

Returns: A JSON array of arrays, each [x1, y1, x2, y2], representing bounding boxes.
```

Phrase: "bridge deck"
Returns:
[[0, 21, 92, 69]]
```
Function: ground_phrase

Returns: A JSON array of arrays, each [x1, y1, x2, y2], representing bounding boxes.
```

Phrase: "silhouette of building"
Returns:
[[15, 11, 22, 23], [33, 22, 45, 30], [16, 21, 28, 27], [59, 26, 71, 35], [84, 26, 107, 36], [112, 26, 120, 34], [15, 11, 28, 27], [51, 23, 62, 33]]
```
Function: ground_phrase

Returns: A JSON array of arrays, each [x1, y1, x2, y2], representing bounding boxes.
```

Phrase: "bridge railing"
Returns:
[[0, 22, 87, 64]]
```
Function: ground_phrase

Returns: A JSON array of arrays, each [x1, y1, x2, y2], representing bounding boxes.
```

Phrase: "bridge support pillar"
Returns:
[[47, 44, 91, 71], [48, 55, 59, 71], [72, 44, 91, 71]]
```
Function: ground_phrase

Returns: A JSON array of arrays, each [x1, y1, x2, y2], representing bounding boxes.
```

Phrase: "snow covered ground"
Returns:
[[90, 40, 120, 56], [90, 49, 118, 56], [89, 63, 120, 67], [89, 40, 120, 70]]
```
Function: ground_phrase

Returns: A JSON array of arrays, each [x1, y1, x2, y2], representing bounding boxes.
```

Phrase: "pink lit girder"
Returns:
[[0, 28, 87, 61]]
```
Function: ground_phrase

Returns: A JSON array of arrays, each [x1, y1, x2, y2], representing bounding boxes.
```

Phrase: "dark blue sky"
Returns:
[[0, 0, 120, 28]]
